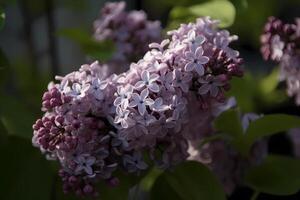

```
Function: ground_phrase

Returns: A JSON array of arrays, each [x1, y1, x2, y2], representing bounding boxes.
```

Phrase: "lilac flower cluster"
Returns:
[[93, 1, 162, 72], [33, 62, 147, 196], [261, 17, 300, 104], [33, 17, 243, 196], [112, 17, 243, 168], [188, 112, 267, 194]]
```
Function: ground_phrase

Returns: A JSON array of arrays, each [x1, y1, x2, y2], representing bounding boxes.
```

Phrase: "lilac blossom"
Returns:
[[134, 70, 160, 92], [33, 61, 147, 197], [93, 1, 162, 73], [129, 89, 154, 115], [185, 47, 209, 75], [33, 16, 244, 196], [261, 17, 300, 105]]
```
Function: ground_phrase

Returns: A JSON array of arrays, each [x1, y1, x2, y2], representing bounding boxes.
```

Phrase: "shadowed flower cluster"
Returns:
[[33, 16, 243, 197], [188, 112, 267, 194], [261, 16, 300, 104], [93, 1, 162, 73]]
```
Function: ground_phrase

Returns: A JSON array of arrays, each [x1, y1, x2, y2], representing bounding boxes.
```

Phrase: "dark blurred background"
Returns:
[[0, 0, 300, 200]]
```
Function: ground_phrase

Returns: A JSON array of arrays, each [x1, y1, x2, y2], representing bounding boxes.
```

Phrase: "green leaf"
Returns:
[[0, 7, 5, 30], [214, 109, 243, 138], [226, 74, 257, 112], [230, 0, 248, 9], [169, 0, 236, 28], [0, 95, 36, 139], [241, 114, 300, 155], [0, 136, 54, 200], [58, 28, 115, 61], [94, 171, 144, 200], [140, 167, 162, 191], [226, 71, 287, 112], [259, 68, 279, 95], [151, 161, 226, 200], [245, 155, 300, 195]]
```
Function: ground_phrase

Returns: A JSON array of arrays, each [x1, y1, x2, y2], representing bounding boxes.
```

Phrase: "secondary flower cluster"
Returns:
[[93, 1, 161, 73], [188, 112, 267, 194], [261, 16, 300, 104], [33, 17, 243, 197]]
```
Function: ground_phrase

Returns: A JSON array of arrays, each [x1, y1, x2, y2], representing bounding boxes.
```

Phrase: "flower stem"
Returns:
[[250, 191, 260, 200]]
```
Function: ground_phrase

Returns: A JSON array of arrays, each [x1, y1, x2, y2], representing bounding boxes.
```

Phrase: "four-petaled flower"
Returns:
[[75, 154, 96, 175], [88, 78, 108, 100], [159, 68, 174, 91], [173, 69, 192, 93], [114, 84, 134, 108], [135, 70, 160, 93], [67, 83, 89, 99], [184, 30, 206, 51], [123, 152, 148, 173], [185, 47, 209, 75], [129, 89, 154, 115], [149, 39, 170, 51], [150, 97, 169, 112], [170, 95, 186, 120], [114, 106, 134, 128], [198, 75, 224, 97]]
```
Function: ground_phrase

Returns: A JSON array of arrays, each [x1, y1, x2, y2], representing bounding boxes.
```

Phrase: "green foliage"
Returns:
[[0, 95, 36, 139], [58, 28, 115, 62], [230, 0, 248, 9], [168, 0, 236, 29], [99, 173, 142, 200], [0, 136, 54, 200], [227, 70, 287, 113], [245, 155, 300, 195], [0, 49, 9, 85], [151, 161, 226, 200], [214, 109, 300, 156], [214, 108, 243, 138], [243, 114, 300, 154]]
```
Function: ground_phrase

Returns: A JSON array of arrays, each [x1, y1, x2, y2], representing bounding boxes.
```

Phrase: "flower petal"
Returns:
[[198, 56, 209, 64], [138, 104, 146, 115], [134, 81, 145, 89], [198, 84, 210, 95], [141, 70, 150, 81], [140, 89, 149, 100], [149, 83, 160, 93], [185, 62, 195, 71], [195, 64, 205, 76]]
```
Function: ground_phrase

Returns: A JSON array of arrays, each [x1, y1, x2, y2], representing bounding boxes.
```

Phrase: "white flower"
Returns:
[[114, 106, 134, 128], [114, 84, 134, 108], [185, 47, 209, 76], [74, 154, 96, 175], [129, 89, 154, 115], [88, 78, 108, 100], [173, 69, 192, 93], [135, 70, 160, 93]]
